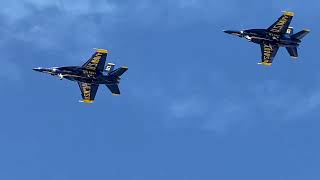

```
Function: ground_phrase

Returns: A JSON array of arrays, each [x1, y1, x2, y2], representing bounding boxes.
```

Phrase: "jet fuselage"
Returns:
[[225, 29, 301, 47], [33, 66, 119, 85]]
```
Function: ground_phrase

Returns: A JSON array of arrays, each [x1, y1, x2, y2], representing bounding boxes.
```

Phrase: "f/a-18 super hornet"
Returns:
[[224, 11, 310, 66], [33, 49, 128, 103]]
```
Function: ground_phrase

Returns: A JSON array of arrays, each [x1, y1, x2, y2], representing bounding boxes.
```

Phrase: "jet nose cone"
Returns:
[[223, 30, 241, 35], [33, 67, 44, 72], [223, 30, 233, 34], [223, 30, 244, 37]]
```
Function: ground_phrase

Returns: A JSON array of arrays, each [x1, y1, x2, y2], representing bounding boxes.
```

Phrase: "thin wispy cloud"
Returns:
[[3, 0, 118, 20], [1, 0, 319, 131], [1, 1, 320, 179], [157, 77, 320, 133]]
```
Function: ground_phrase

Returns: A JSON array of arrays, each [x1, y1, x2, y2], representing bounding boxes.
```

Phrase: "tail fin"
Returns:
[[105, 63, 115, 73], [291, 29, 310, 40], [286, 27, 294, 35], [286, 47, 298, 58], [106, 84, 120, 95], [106, 66, 128, 96], [109, 66, 128, 77]]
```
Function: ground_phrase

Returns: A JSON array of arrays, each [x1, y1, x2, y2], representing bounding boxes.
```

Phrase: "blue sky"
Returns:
[[1, 0, 320, 179]]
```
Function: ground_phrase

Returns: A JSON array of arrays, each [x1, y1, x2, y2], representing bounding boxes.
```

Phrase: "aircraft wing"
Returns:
[[82, 49, 108, 72], [259, 43, 279, 66], [267, 11, 294, 34], [78, 82, 99, 103]]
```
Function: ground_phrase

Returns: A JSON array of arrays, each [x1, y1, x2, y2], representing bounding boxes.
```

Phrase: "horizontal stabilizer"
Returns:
[[291, 29, 310, 40], [286, 47, 298, 58], [106, 84, 120, 95], [109, 66, 128, 77]]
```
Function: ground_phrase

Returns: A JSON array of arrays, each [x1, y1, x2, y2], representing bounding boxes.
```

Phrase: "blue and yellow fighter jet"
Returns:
[[33, 49, 128, 103], [224, 11, 310, 66]]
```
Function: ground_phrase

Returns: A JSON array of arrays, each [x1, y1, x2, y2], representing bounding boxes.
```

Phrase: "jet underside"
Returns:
[[224, 11, 310, 66], [243, 29, 301, 47], [55, 67, 118, 85], [33, 48, 128, 103]]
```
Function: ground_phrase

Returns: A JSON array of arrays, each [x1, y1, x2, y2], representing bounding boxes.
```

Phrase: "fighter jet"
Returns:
[[224, 11, 310, 66], [33, 49, 128, 103]]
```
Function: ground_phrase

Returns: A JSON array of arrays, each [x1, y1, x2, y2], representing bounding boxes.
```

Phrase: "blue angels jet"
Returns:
[[33, 49, 128, 103], [224, 11, 310, 66]]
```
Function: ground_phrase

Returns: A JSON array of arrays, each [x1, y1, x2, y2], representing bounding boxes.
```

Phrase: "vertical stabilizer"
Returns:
[[105, 63, 115, 73], [286, 27, 294, 35]]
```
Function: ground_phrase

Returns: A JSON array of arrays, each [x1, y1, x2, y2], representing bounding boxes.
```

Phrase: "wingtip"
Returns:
[[282, 11, 294, 16], [94, 48, 108, 54], [258, 62, 272, 66], [79, 100, 94, 103]]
